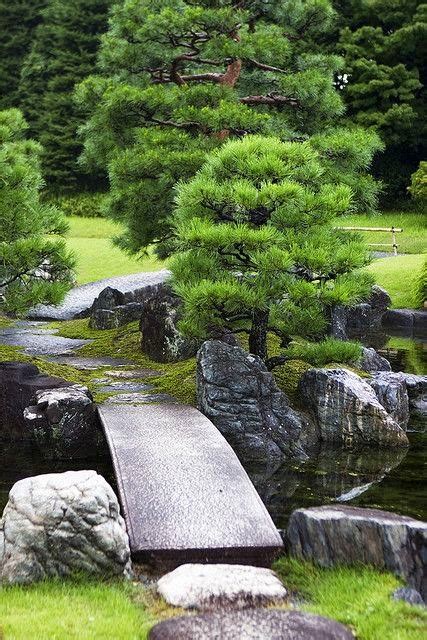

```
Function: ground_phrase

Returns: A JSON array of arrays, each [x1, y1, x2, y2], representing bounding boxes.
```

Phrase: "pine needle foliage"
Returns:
[[0, 109, 75, 315], [77, 0, 382, 256], [170, 135, 374, 363]]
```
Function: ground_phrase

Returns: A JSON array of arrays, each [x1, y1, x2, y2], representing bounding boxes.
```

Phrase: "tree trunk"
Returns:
[[248, 309, 269, 361]]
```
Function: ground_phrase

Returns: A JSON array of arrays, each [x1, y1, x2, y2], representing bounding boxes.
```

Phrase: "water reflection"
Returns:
[[247, 431, 426, 532]]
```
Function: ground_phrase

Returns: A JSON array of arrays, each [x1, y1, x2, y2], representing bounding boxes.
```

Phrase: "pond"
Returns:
[[0, 330, 425, 532]]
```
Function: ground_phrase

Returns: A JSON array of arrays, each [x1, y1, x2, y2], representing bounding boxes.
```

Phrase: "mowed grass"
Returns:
[[274, 558, 427, 640], [339, 211, 426, 255], [0, 580, 157, 640], [65, 217, 163, 285], [366, 253, 426, 308]]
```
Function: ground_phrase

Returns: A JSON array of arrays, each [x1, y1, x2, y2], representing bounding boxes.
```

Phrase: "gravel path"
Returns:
[[28, 269, 170, 321]]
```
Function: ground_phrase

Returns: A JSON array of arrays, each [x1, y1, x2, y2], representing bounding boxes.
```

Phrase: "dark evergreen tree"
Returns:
[[0, 0, 46, 109], [18, 0, 111, 190], [77, 0, 381, 257], [335, 0, 426, 201]]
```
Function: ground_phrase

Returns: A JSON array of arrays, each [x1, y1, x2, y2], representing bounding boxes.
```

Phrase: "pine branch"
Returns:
[[239, 92, 300, 108]]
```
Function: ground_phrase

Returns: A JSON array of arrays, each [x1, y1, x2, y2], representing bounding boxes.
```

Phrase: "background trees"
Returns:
[[335, 0, 426, 201], [18, 0, 111, 190], [0, 109, 74, 314], [170, 135, 375, 364], [78, 0, 381, 257]]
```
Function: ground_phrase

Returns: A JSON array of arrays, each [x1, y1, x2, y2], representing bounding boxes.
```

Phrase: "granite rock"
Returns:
[[393, 587, 425, 606], [369, 372, 410, 429], [298, 368, 409, 447], [0, 470, 131, 584], [331, 286, 391, 340], [401, 374, 427, 428], [358, 347, 391, 373], [287, 505, 427, 602], [23, 385, 106, 459], [197, 340, 316, 463], [156, 563, 287, 610], [149, 609, 355, 640], [140, 285, 199, 362]]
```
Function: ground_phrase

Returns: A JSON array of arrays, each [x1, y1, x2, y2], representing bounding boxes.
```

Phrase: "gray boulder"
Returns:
[[23, 385, 106, 459], [393, 587, 425, 606], [331, 286, 391, 340], [140, 285, 199, 363], [90, 286, 126, 311], [287, 505, 427, 603], [382, 309, 427, 335], [156, 563, 287, 611], [197, 340, 316, 463], [369, 372, 410, 429], [298, 368, 409, 447], [90, 303, 144, 330], [149, 609, 355, 640], [0, 470, 131, 584], [401, 374, 427, 428], [358, 347, 391, 372]]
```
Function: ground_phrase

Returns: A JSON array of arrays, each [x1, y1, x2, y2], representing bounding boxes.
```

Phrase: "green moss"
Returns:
[[274, 557, 427, 640], [273, 359, 311, 402], [0, 314, 13, 329]]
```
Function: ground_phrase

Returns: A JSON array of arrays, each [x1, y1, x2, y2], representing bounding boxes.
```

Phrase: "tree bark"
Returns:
[[248, 309, 269, 361]]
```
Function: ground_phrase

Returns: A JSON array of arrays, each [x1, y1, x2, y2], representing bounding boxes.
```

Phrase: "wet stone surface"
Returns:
[[96, 381, 155, 394], [0, 322, 90, 356], [45, 355, 133, 370], [104, 393, 179, 405]]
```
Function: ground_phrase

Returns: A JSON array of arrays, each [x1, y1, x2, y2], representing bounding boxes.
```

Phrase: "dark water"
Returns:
[[0, 332, 426, 528]]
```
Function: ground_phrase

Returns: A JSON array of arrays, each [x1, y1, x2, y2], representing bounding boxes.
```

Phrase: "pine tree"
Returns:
[[170, 135, 375, 364], [0, 0, 46, 109], [0, 109, 74, 315], [18, 0, 110, 190], [336, 0, 426, 200], [77, 0, 381, 256]]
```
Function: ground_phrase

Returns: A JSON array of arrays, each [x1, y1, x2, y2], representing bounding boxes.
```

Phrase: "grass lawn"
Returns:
[[65, 217, 163, 285], [365, 253, 426, 308], [274, 558, 427, 640], [339, 211, 426, 255]]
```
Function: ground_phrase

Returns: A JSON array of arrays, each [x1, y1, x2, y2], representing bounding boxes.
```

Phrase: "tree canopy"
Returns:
[[0, 109, 74, 315], [78, 0, 381, 257]]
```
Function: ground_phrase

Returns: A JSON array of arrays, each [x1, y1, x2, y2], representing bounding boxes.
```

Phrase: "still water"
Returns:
[[0, 334, 425, 528]]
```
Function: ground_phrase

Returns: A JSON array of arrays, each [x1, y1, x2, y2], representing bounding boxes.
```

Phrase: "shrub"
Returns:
[[283, 338, 362, 367], [414, 258, 427, 309], [49, 192, 106, 218], [408, 161, 427, 206]]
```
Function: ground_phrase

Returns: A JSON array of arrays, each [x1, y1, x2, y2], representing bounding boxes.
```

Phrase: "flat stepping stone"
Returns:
[[104, 369, 163, 379], [97, 404, 283, 566], [0, 326, 90, 356], [46, 356, 133, 370], [104, 393, 177, 404], [97, 381, 155, 393], [157, 563, 287, 610], [149, 609, 354, 640], [29, 269, 170, 320]]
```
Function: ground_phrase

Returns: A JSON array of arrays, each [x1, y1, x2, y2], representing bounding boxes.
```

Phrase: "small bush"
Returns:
[[408, 161, 427, 206], [49, 192, 106, 218], [283, 338, 362, 366], [414, 258, 427, 309]]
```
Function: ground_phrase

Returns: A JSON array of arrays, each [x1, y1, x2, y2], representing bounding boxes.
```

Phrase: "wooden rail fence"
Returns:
[[336, 226, 403, 256]]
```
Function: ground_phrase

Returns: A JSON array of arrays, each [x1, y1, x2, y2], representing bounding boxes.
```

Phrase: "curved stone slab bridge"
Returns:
[[97, 404, 283, 569]]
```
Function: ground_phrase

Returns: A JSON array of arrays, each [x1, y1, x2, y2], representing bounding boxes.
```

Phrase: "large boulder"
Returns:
[[331, 286, 391, 340], [23, 385, 106, 459], [298, 368, 409, 447], [156, 564, 287, 611], [382, 309, 427, 335], [369, 372, 410, 429], [90, 303, 144, 330], [287, 505, 427, 602], [0, 362, 70, 441], [149, 610, 355, 640], [401, 373, 427, 428], [0, 470, 131, 584], [197, 340, 316, 464], [140, 285, 199, 363]]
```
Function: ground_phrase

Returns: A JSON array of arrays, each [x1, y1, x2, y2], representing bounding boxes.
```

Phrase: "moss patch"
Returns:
[[274, 557, 427, 640]]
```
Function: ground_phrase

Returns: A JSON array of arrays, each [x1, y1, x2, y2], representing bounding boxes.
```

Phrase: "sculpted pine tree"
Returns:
[[78, 0, 381, 256], [0, 110, 74, 315], [170, 136, 375, 364], [18, 0, 110, 190]]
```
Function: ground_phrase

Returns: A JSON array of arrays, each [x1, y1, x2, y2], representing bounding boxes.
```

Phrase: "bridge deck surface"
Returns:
[[97, 403, 283, 568]]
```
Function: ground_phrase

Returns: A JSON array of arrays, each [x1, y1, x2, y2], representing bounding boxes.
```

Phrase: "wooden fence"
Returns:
[[336, 226, 403, 256]]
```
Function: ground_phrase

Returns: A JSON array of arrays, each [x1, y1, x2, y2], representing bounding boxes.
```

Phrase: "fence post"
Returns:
[[392, 227, 398, 256]]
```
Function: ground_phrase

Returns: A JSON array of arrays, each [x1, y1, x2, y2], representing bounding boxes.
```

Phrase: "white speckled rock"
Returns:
[[156, 563, 287, 610], [298, 368, 409, 447], [369, 372, 409, 429], [0, 470, 131, 584]]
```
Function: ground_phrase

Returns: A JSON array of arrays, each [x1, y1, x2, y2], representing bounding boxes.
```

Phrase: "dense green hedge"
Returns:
[[48, 192, 106, 218]]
